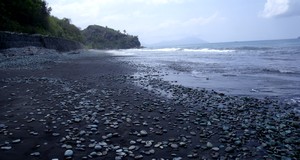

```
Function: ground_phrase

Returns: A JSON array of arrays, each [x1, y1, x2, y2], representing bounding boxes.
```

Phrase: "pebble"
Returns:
[[12, 139, 21, 144], [74, 118, 81, 122], [212, 147, 220, 151], [190, 131, 196, 136], [171, 143, 179, 149], [211, 152, 220, 158], [128, 145, 136, 150], [135, 155, 143, 159], [145, 141, 152, 147], [0, 124, 6, 128], [0, 58, 299, 160], [225, 146, 234, 152], [94, 145, 102, 151], [30, 152, 40, 156], [64, 150, 74, 157], [52, 133, 60, 136], [1, 146, 12, 150], [206, 142, 213, 148], [140, 130, 148, 136]]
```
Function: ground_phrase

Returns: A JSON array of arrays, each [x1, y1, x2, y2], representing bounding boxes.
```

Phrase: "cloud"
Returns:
[[46, 0, 220, 43], [183, 13, 219, 26], [261, 0, 300, 18]]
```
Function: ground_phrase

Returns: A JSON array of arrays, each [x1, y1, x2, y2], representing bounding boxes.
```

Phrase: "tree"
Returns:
[[0, 0, 51, 33]]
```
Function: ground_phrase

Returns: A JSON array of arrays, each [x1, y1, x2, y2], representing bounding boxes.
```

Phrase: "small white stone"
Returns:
[[1, 146, 12, 150], [94, 145, 102, 151], [140, 130, 148, 136], [12, 139, 21, 144], [206, 142, 213, 148], [212, 147, 220, 151], [64, 149, 73, 157], [128, 145, 136, 150], [30, 152, 40, 156]]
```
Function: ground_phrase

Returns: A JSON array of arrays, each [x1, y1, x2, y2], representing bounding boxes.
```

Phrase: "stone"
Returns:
[[140, 130, 148, 136], [30, 152, 40, 156], [171, 143, 179, 149], [12, 139, 21, 144], [225, 146, 234, 152], [211, 152, 220, 158], [1, 146, 12, 150], [52, 133, 60, 136], [145, 141, 152, 147], [129, 145, 136, 150], [64, 150, 74, 157], [74, 118, 81, 122], [135, 155, 143, 159], [94, 145, 102, 151], [212, 147, 220, 151], [190, 131, 196, 136], [206, 142, 213, 148], [0, 124, 6, 128]]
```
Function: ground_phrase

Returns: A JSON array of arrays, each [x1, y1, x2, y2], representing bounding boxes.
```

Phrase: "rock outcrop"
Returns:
[[82, 25, 141, 49], [0, 31, 83, 52]]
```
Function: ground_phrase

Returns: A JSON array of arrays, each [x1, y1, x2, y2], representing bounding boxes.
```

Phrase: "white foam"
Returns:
[[105, 50, 136, 56], [183, 48, 235, 53], [100, 48, 236, 56], [142, 48, 235, 53]]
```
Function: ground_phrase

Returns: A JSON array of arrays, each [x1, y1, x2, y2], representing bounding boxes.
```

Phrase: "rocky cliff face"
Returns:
[[0, 31, 83, 52], [82, 25, 141, 49]]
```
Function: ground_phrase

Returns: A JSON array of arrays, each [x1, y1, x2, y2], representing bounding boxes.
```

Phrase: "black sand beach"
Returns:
[[0, 49, 299, 160]]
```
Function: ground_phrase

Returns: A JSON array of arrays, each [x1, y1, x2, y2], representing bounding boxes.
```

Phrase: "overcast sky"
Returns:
[[47, 0, 300, 45]]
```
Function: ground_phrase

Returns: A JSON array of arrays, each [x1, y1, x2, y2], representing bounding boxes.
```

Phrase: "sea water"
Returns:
[[106, 39, 300, 105]]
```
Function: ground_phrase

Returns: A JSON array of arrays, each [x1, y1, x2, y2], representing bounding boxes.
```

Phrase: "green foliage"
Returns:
[[0, 0, 50, 33], [82, 25, 141, 49], [48, 16, 83, 42], [0, 0, 140, 48]]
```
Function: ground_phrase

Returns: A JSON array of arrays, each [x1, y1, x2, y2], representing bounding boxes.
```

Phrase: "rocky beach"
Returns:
[[0, 48, 299, 160]]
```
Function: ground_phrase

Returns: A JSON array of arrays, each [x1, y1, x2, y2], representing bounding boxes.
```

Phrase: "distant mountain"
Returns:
[[82, 25, 141, 49], [148, 37, 207, 47]]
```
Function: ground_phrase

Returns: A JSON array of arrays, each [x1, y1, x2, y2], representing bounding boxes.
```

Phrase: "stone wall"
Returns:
[[0, 31, 83, 52]]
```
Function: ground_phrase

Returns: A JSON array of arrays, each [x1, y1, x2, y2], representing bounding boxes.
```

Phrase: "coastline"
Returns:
[[0, 48, 299, 159]]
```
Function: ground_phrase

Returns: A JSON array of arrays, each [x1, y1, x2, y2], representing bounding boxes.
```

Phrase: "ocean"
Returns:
[[105, 39, 300, 105]]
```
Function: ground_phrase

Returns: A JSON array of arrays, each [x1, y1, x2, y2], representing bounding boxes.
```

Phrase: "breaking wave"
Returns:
[[134, 48, 235, 53]]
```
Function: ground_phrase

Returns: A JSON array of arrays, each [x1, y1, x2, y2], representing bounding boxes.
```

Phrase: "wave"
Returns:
[[136, 48, 235, 53], [262, 68, 297, 74], [104, 50, 136, 56], [234, 46, 272, 51], [183, 48, 235, 53]]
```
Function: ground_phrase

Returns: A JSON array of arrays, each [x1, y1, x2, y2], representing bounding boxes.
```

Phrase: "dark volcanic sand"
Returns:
[[0, 49, 299, 160]]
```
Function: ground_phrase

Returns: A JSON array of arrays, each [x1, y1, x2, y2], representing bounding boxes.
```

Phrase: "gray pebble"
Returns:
[[64, 149, 74, 157]]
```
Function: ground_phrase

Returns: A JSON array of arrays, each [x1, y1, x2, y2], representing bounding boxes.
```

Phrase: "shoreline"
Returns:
[[0, 48, 299, 160]]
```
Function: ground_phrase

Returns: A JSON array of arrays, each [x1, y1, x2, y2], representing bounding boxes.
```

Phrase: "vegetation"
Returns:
[[48, 16, 83, 42], [0, 0, 50, 34], [82, 25, 141, 49], [0, 0, 141, 49]]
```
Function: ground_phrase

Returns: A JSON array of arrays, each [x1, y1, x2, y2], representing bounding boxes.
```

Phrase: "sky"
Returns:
[[47, 0, 300, 45]]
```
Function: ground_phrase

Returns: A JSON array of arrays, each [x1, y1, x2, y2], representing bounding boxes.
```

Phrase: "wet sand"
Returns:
[[0, 49, 299, 160]]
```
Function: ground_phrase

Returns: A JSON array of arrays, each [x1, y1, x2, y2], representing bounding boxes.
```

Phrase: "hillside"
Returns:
[[0, 0, 141, 50], [82, 25, 141, 49]]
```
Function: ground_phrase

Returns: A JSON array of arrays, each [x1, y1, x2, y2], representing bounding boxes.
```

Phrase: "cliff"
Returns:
[[82, 25, 141, 49], [0, 31, 83, 52]]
